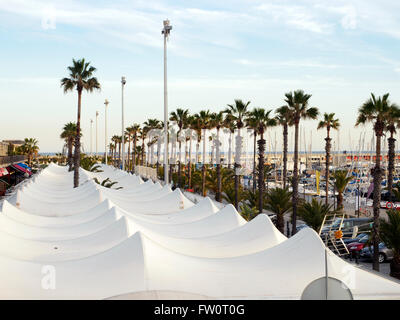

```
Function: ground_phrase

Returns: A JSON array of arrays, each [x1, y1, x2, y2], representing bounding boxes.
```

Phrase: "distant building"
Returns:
[[1, 140, 24, 155], [0, 142, 8, 156]]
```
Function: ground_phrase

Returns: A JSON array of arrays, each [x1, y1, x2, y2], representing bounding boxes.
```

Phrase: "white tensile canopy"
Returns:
[[0, 162, 399, 300]]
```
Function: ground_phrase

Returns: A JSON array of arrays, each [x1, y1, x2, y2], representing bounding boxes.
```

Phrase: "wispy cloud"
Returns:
[[234, 59, 342, 69], [255, 3, 333, 34]]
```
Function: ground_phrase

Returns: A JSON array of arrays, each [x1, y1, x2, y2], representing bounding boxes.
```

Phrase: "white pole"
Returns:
[[96, 111, 99, 156], [121, 76, 126, 170], [203, 129, 206, 165], [104, 99, 109, 165], [164, 34, 168, 183], [90, 119, 93, 156], [162, 19, 172, 184]]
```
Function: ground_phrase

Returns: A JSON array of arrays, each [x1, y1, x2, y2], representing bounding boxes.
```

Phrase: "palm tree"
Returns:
[[224, 99, 251, 209], [93, 177, 122, 189], [379, 210, 400, 279], [22, 138, 39, 167], [130, 124, 141, 170], [107, 142, 114, 164], [196, 110, 211, 197], [285, 90, 319, 235], [205, 166, 234, 197], [60, 122, 77, 171], [275, 106, 293, 189], [356, 93, 393, 271], [111, 135, 119, 166], [186, 115, 196, 189], [298, 198, 332, 232], [190, 115, 203, 165], [139, 127, 147, 166], [116, 135, 122, 167], [332, 170, 353, 210], [125, 125, 136, 171], [385, 105, 400, 202], [60, 58, 100, 187], [246, 108, 277, 212], [223, 113, 237, 169], [245, 115, 259, 192], [210, 111, 225, 202], [265, 187, 292, 233], [317, 113, 340, 206], [258, 164, 274, 193], [239, 203, 259, 222], [169, 108, 189, 188]]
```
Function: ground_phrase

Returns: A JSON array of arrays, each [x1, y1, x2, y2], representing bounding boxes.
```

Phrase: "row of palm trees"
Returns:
[[60, 58, 398, 272], [355, 93, 400, 271], [106, 93, 320, 236]]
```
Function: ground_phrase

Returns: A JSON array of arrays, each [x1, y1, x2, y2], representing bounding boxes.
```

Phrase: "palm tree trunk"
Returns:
[[118, 143, 121, 168], [202, 164, 206, 197], [253, 131, 257, 192], [68, 139, 73, 172], [156, 139, 160, 179], [372, 127, 383, 271], [258, 132, 265, 213], [141, 140, 145, 166], [178, 140, 182, 188], [390, 254, 400, 279], [337, 191, 343, 210], [127, 137, 131, 171], [234, 128, 241, 210], [283, 124, 288, 189], [202, 129, 207, 197], [228, 132, 232, 169], [216, 128, 222, 202], [73, 89, 82, 188], [291, 119, 300, 235], [234, 164, 239, 209], [133, 137, 137, 172], [388, 133, 395, 203], [188, 134, 192, 189], [325, 128, 331, 206]]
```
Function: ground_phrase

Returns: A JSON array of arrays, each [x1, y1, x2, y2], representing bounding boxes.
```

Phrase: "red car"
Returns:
[[347, 235, 369, 257]]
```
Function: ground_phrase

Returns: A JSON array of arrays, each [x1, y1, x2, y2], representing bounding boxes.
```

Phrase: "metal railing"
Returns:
[[0, 155, 27, 166]]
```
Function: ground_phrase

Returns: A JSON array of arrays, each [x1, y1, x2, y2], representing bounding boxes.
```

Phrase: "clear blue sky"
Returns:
[[0, 0, 399, 152]]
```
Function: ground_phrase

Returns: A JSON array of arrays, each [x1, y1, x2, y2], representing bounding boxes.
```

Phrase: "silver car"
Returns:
[[360, 242, 394, 263]]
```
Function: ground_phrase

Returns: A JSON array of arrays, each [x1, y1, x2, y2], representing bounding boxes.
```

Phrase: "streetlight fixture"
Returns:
[[96, 111, 99, 156], [162, 19, 172, 184], [121, 76, 126, 170], [104, 99, 109, 165]]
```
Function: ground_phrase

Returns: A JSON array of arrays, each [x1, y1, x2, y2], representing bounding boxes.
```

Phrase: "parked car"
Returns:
[[343, 233, 369, 245], [296, 224, 309, 233], [360, 242, 394, 263], [346, 234, 369, 257], [320, 218, 373, 238]]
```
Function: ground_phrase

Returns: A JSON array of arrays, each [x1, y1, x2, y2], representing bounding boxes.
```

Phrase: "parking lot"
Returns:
[[346, 257, 391, 277]]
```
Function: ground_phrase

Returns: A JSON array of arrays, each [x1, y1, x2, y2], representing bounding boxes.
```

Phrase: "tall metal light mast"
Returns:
[[162, 19, 172, 184]]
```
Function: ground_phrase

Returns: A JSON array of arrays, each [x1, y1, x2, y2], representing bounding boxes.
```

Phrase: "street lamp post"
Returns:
[[162, 19, 172, 185], [90, 119, 93, 156], [121, 76, 126, 170], [96, 111, 99, 156], [104, 99, 109, 165]]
